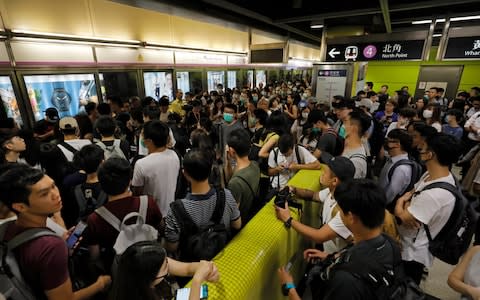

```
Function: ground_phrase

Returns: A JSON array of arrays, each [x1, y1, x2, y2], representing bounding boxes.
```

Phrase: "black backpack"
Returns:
[[419, 180, 479, 265], [331, 235, 432, 300], [170, 188, 229, 262], [369, 117, 386, 158], [324, 129, 345, 157], [386, 159, 423, 213], [73, 184, 107, 220]]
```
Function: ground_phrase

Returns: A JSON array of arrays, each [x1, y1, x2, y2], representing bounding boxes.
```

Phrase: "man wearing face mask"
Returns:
[[394, 133, 463, 284], [219, 103, 244, 162], [378, 129, 421, 212], [308, 110, 341, 159]]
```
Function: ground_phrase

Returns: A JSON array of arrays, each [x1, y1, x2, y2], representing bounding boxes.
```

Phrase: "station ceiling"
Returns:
[[116, 0, 480, 46]]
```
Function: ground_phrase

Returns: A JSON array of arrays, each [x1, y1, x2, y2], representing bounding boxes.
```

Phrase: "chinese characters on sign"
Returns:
[[444, 36, 480, 59], [326, 40, 425, 62]]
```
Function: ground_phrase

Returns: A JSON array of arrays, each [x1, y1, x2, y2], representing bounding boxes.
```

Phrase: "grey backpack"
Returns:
[[95, 196, 158, 275], [0, 221, 59, 300], [96, 140, 126, 160]]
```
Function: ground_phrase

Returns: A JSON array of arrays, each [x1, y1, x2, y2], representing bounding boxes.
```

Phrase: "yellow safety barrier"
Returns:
[[186, 168, 324, 300]]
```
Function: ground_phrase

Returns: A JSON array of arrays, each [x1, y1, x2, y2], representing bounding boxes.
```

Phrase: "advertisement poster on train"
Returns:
[[256, 70, 266, 88], [24, 74, 97, 121], [227, 71, 237, 89], [176, 72, 190, 94], [0, 76, 22, 126], [207, 71, 225, 92], [143, 72, 173, 101]]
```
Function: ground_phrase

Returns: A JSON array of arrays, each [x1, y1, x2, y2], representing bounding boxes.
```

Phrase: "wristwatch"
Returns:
[[282, 282, 295, 296], [284, 217, 293, 229]]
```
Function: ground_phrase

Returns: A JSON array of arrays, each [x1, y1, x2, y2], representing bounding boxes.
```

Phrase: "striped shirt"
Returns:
[[165, 188, 241, 243]]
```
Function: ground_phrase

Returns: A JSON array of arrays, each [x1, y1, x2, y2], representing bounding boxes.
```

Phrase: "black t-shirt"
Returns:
[[320, 235, 397, 300]]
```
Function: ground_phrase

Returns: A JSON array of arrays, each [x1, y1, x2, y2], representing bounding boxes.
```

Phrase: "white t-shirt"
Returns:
[[398, 172, 456, 267], [268, 145, 317, 189], [131, 150, 180, 216], [342, 146, 368, 179], [138, 129, 177, 156], [57, 139, 92, 161], [317, 188, 352, 253], [465, 112, 480, 142]]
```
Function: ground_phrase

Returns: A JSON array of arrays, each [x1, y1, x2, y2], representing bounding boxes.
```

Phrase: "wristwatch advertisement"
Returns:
[[51, 82, 71, 112]]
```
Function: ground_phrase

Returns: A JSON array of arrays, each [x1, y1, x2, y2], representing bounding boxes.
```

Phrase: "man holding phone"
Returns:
[[0, 164, 111, 300]]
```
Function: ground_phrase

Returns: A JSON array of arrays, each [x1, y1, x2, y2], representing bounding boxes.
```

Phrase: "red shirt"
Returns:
[[83, 196, 163, 270], [4, 223, 69, 300]]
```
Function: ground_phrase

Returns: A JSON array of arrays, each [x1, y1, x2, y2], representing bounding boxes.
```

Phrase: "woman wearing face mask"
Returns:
[[298, 123, 320, 153], [111, 241, 219, 300], [423, 103, 442, 132], [291, 106, 310, 143]]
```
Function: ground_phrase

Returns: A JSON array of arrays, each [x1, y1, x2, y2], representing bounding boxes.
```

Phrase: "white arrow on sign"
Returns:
[[328, 48, 341, 58]]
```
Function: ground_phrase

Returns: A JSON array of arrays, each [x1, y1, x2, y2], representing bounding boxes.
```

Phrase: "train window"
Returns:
[[143, 71, 173, 101], [227, 71, 237, 89], [99, 71, 138, 102], [24, 74, 97, 121], [0, 76, 22, 126], [207, 71, 225, 93], [255, 70, 266, 88]]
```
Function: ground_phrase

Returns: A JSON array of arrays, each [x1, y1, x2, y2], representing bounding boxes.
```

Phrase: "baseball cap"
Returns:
[[324, 156, 355, 182], [45, 107, 59, 122], [358, 98, 373, 110], [59, 117, 78, 130]]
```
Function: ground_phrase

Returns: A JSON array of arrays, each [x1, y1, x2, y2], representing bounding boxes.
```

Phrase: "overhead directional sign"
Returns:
[[444, 36, 480, 59], [326, 40, 425, 62]]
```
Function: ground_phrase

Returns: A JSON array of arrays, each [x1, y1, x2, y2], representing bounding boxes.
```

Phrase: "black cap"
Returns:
[[324, 156, 355, 182], [332, 99, 355, 109], [44, 107, 59, 121]]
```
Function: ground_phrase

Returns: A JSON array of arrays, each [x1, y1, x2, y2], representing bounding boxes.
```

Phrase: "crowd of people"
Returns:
[[0, 79, 479, 299]]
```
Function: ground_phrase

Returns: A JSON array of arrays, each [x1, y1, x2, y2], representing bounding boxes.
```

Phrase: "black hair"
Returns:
[[108, 95, 124, 108], [398, 107, 417, 119], [387, 129, 413, 153], [457, 91, 470, 99], [253, 109, 268, 126], [98, 157, 131, 196], [183, 149, 213, 181], [227, 129, 251, 157], [356, 90, 366, 97], [85, 102, 97, 115], [334, 179, 386, 229], [348, 110, 371, 136], [471, 87, 480, 95], [143, 120, 169, 148], [425, 133, 463, 166], [224, 103, 237, 113], [143, 106, 160, 120], [73, 144, 104, 174], [95, 116, 116, 137], [366, 91, 377, 98], [190, 129, 214, 152], [446, 109, 463, 122], [0, 164, 44, 211], [266, 110, 289, 135], [130, 108, 144, 125], [470, 96, 480, 103], [437, 87, 444, 93], [111, 241, 166, 300], [278, 133, 294, 154], [333, 95, 344, 101], [413, 122, 437, 139], [307, 109, 328, 125], [366, 82, 374, 88], [381, 84, 389, 89], [159, 96, 170, 107], [97, 102, 111, 116], [142, 96, 157, 108]]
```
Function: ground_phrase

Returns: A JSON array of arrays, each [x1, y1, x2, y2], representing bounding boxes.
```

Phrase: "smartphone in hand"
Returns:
[[66, 221, 87, 249]]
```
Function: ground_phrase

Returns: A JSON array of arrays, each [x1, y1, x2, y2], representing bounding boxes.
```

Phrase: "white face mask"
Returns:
[[423, 110, 433, 119], [302, 112, 309, 119]]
